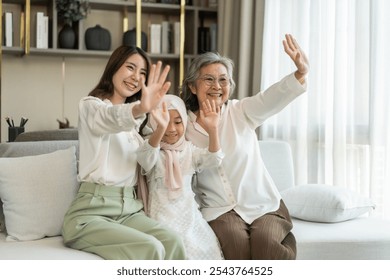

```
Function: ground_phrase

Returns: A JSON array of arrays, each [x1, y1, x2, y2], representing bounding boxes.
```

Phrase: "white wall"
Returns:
[[1, 55, 107, 142]]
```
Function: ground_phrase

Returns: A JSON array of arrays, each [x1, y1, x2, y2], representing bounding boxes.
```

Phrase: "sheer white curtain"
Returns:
[[260, 0, 390, 220]]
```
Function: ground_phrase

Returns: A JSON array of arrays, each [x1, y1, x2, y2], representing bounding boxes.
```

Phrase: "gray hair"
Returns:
[[180, 52, 236, 112]]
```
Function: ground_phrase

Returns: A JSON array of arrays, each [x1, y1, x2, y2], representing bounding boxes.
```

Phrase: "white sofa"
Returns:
[[0, 140, 389, 260], [0, 140, 101, 260], [259, 140, 390, 260]]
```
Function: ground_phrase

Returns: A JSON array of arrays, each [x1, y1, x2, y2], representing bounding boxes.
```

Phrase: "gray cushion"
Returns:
[[14, 129, 78, 142], [0, 140, 79, 159]]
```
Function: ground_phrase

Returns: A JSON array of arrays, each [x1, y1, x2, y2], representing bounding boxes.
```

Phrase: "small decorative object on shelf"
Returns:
[[123, 28, 148, 52], [58, 24, 76, 49], [56, 0, 90, 49], [85, 25, 111, 50]]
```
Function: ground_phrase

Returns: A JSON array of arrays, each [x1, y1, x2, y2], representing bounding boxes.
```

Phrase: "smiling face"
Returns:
[[162, 109, 185, 145], [189, 63, 230, 109], [111, 53, 147, 104]]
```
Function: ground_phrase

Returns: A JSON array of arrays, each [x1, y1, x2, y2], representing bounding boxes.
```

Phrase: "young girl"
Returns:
[[136, 94, 224, 259], [62, 46, 186, 260]]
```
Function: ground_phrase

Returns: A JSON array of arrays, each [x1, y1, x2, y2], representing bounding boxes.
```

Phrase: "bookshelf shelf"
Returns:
[[0, 0, 217, 139], [1, 0, 218, 105], [2, 1, 217, 55]]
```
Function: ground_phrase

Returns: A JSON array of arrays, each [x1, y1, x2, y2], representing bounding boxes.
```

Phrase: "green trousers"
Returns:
[[62, 182, 186, 260]]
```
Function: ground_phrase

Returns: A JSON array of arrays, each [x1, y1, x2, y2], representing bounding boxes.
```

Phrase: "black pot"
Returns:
[[85, 25, 111, 51], [58, 24, 76, 49], [123, 28, 148, 51]]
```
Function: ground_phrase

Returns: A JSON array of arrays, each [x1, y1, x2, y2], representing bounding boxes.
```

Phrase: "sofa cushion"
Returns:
[[0, 205, 4, 232], [292, 217, 390, 259], [0, 140, 79, 159], [0, 233, 102, 260], [14, 129, 78, 142], [0, 146, 79, 241], [281, 184, 375, 223]]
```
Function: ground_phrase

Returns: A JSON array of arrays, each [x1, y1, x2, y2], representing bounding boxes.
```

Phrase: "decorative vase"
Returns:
[[58, 24, 76, 49], [85, 25, 111, 51], [123, 28, 148, 51]]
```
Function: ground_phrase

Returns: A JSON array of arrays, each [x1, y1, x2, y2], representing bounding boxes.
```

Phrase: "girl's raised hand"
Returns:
[[150, 102, 170, 130]]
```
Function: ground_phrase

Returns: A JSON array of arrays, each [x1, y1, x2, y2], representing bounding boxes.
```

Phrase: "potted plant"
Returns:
[[56, 0, 90, 49]]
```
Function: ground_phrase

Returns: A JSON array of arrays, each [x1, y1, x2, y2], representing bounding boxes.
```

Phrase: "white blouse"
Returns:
[[78, 96, 146, 187], [185, 73, 307, 224]]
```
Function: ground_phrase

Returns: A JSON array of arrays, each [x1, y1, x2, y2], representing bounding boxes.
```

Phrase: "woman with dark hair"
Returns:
[[62, 46, 186, 260], [181, 34, 309, 260]]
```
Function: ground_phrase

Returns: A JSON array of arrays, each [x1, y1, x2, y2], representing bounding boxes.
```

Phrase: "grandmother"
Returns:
[[180, 34, 309, 259]]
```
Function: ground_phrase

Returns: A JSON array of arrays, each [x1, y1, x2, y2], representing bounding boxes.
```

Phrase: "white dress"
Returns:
[[137, 141, 224, 260]]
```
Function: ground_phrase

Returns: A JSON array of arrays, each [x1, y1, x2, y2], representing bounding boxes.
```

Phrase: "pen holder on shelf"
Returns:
[[8, 127, 25, 142]]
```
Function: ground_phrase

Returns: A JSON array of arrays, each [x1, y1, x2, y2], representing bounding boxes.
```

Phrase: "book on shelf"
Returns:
[[161, 21, 171, 54], [209, 23, 217, 52], [173, 21, 180, 55], [36, 12, 43, 48], [3, 12, 13, 47], [43, 15, 49, 49], [150, 23, 162, 54], [36, 12, 48, 49], [198, 26, 210, 54]]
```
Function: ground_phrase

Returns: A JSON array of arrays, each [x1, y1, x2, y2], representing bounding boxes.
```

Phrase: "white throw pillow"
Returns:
[[281, 184, 375, 223], [0, 146, 79, 241]]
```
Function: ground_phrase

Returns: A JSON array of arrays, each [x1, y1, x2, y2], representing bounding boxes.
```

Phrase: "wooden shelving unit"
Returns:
[[0, 0, 218, 138]]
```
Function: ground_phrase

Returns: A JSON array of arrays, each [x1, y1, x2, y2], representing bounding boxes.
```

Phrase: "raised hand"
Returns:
[[148, 101, 170, 148], [199, 99, 220, 134], [150, 102, 170, 130], [138, 61, 171, 115], [283, 34, 309, 80]]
